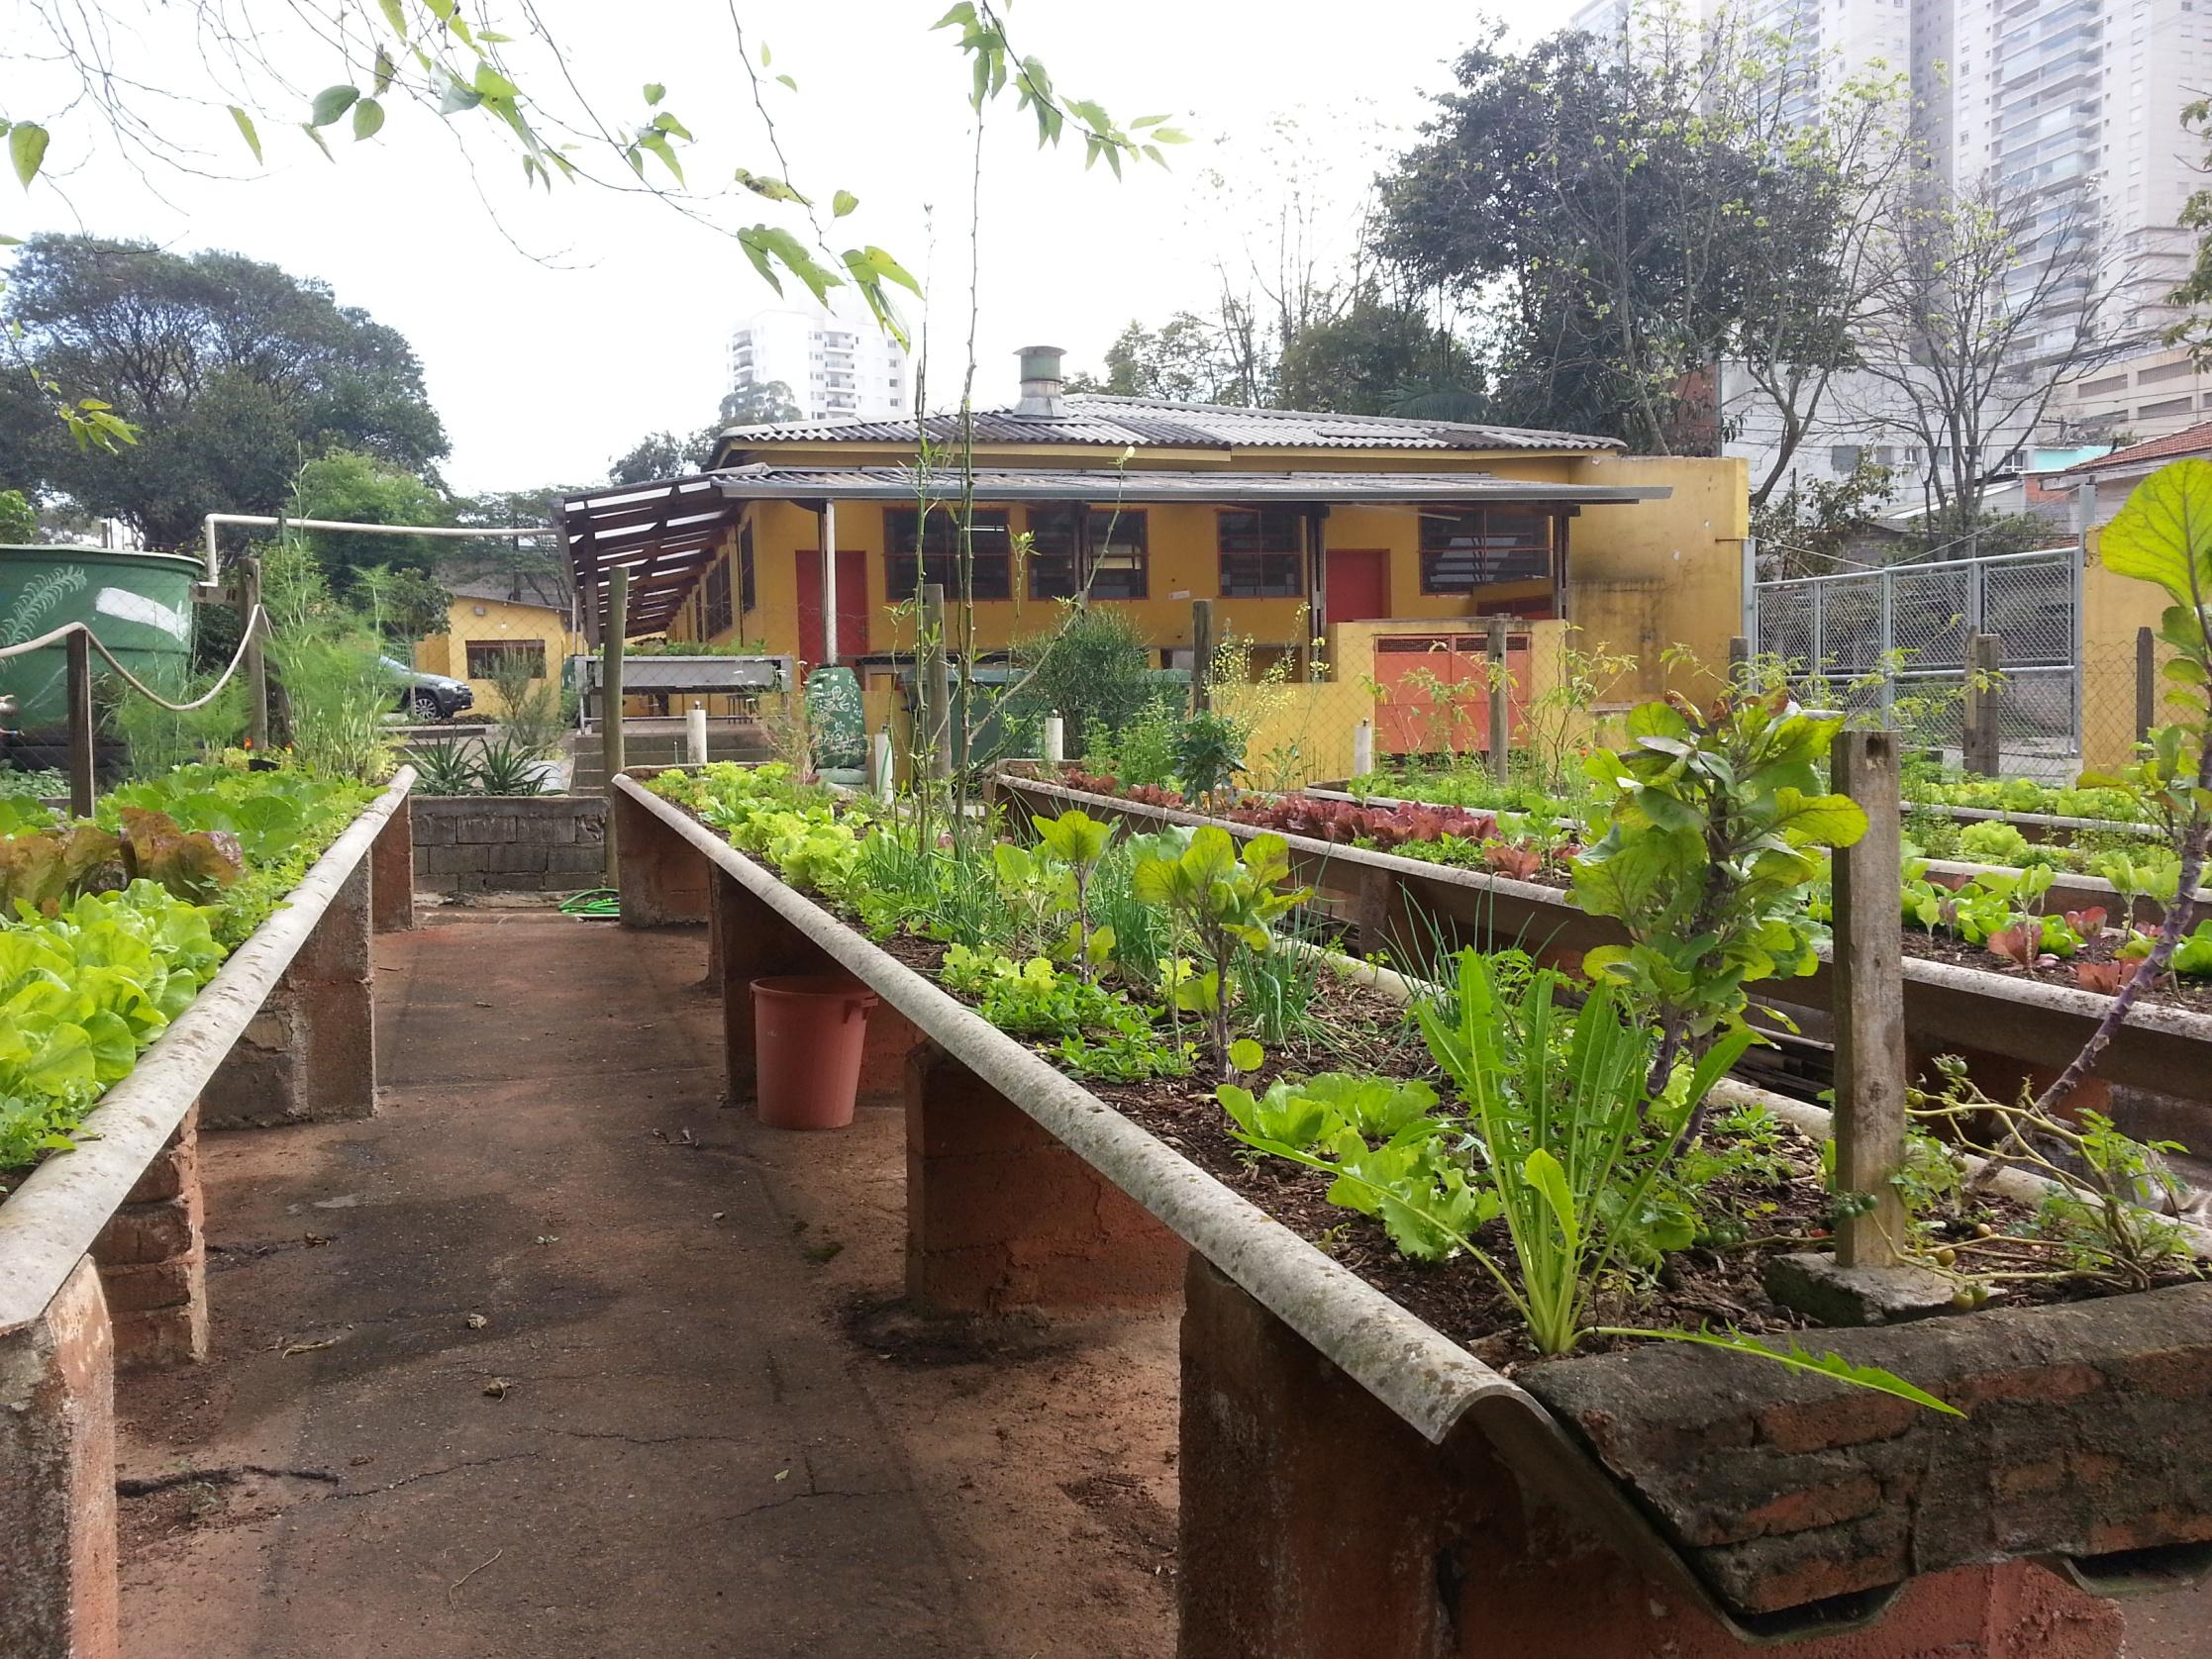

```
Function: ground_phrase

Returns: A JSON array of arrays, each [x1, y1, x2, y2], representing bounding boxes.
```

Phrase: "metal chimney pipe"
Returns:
[[1014, 344, 1067, 418]]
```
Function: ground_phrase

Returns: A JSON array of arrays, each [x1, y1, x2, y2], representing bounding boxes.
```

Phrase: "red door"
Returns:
[[1328, 548, 1390, 623], [796, 548, 870, 668]]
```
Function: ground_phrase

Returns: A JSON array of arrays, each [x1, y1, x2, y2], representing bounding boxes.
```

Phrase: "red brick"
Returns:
[[1720, 1474, 1882, 1542], [110, 1301, 208, 1372], [91, 1197, 199, 1266], [1956, 1361, 2105, 1407], [122, 1106, 198, 1205], [2085, 1509, 2212, 1554], [2107, 1347, 2202, 1402], [1755, 1391, 1921, 1455], [94, 1255, 200, 1315]]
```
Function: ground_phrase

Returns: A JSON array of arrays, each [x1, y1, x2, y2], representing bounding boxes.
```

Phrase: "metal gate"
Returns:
[[1751, 544, 2083, 776]]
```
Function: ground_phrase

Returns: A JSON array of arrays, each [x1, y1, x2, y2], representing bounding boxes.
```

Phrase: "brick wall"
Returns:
[[411, 796, 607, 893], [90, 1104, 206, 1371]]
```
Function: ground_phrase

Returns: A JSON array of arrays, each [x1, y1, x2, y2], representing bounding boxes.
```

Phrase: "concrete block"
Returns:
[[486, 841, 550, 873], [1763, 1252, 1959, 1327]]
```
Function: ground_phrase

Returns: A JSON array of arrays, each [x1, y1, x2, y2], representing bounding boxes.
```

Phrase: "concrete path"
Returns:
[[115, 913, 1178, 1658]]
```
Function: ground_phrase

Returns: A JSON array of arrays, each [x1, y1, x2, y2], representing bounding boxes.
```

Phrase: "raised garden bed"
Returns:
[[0, 767, 413, 1653], [994, 771, 2212, 1114], [617, 769, 2212, 1653]]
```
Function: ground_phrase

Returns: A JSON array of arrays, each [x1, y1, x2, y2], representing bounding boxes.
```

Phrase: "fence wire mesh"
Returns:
[[1754, 547, 2082, 780]]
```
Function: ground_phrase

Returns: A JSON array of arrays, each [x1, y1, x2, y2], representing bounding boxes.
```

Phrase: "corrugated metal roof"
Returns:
[[2050, 419, 2212, 477], [715, 393, 1620, 456], [707, 465, 1667, 506]]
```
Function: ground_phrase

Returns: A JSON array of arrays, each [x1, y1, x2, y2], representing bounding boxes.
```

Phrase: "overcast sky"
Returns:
[[6, 0, 1585, 495]]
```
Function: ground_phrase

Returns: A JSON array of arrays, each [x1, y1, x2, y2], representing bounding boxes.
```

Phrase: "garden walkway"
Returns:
[[112, 912, 1179, 1659]]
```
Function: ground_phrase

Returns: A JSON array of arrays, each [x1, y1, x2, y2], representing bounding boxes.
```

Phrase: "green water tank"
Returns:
[[0, 545, 202, 732]]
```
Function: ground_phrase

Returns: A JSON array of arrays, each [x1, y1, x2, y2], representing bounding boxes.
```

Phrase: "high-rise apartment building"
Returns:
[[725, 306, 909, 426]]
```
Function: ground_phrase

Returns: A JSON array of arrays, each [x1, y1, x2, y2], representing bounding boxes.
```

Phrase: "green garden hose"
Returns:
[[557, 887, 621, 918]]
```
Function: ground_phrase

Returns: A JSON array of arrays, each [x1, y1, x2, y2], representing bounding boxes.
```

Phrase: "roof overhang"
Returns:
[[556, 473, 740, 636], [558, 466, 1671, 637], [708, 463, 1670, 508]]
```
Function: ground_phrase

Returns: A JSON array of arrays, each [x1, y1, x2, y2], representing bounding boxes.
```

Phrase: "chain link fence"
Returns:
[[1754, 546, 2083, 780]]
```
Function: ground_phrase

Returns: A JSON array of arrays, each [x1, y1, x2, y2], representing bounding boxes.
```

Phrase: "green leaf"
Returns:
[[1227, 1038, 1264, 1073], [775, 73, 798, 92], [1598, 1327, 1962, 1416], [644, 82, 665, 105], [832, 188, 858, 218], [300, 123, 335, 162], [2102, 459, 2212, 612], [228, 106, 264, 163], [9, 124, 50, 188], [352, 98, 386, 141], [1770, 789, 1869, 849], [1523, 1146, 1578, 1257], [378, 0, 408, 36], [310, 85, 360, 128]]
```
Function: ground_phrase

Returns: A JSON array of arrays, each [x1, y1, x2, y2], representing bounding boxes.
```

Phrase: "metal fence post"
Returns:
[[65, 627, 94, 817], [1486, 616, 1510, 784], [1876, 568, 1896, 727], [2137, 626, 2158, 746], [601, 567, 628, 885], [240, 555, 269, 753], [2071, 535, 2086, 762]]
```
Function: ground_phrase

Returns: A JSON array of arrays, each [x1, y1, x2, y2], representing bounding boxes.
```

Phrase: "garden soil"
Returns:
[[113, 912, 1177, 1659]]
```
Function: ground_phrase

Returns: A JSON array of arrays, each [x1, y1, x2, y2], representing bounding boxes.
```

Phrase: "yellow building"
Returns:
[[554, 349, 1750, 722], [414, 574, 576, 714]]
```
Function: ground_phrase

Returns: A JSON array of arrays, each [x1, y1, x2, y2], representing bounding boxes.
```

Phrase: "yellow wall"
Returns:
[[675, 454, 1746, 695], [2080, 524, 2172, 772], [1562, 454, 1750, 702], [415, 595, 574, 714]]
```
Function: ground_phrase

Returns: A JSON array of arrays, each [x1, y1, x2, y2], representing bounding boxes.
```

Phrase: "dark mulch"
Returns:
[[1905, 928, 2212, 1018], [658, 789, 2201, 1372]]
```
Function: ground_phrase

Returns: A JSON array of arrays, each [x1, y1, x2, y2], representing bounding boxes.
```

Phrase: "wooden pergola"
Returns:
[[556, 474, 742, 642]]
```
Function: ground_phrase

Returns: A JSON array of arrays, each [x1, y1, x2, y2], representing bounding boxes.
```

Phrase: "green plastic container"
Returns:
[[0, 545, 201, 732]]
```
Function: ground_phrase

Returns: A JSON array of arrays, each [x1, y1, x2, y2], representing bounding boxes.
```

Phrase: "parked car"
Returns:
[[381, 657, 474, 722]]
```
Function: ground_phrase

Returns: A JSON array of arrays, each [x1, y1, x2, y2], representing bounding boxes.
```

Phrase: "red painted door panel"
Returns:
[[1328, 548, 1390, 624], [1372, 632, 1530, 756], [796, 548, 870, 668]]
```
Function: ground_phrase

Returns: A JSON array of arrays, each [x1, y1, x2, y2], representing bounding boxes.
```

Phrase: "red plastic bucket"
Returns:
[[752, 975, 879, 1130]]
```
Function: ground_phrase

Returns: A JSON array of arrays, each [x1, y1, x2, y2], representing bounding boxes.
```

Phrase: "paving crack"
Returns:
[[323, 1450, 544, 1501]]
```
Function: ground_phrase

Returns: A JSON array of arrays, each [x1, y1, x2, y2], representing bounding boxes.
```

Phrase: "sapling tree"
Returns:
[[1032, 809, 1116, 980], [1132, 827, 1308, 1078], [1573, 691, 1869, 1102]]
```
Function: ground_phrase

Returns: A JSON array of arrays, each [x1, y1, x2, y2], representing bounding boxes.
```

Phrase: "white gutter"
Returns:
[[200, 513, 553, 582]]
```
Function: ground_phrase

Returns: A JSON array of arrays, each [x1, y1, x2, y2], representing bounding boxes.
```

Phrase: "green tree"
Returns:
[[289, 448, 453, 591], [0, 489, 35, 542], [1273, 290, 1482, 416], [718, 381, 803, 426], [609, 429, 717, 485], [2167, 99, 2212, 363], [0, 236, 447, 548], [1379, 9, 1909, 472]]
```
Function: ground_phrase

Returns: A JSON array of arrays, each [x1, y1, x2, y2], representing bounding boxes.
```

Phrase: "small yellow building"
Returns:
[[414, 573, 576, 712], [554, 349, 1752, 769]]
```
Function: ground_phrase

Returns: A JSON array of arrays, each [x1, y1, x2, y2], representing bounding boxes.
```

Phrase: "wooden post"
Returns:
[[1962, 633, 2001, 777], [64, 627, 93, 818], [1352, 719, 1373, 779], [920, 582, 953, 782], [2137, 626, 2157, 745], [1486, 616, 1511, 785], [1831, 729, 1908, 1269], [602, 567, 628, 884], [1191, 599, 1215, 715], [240, 555, 269, 753]]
